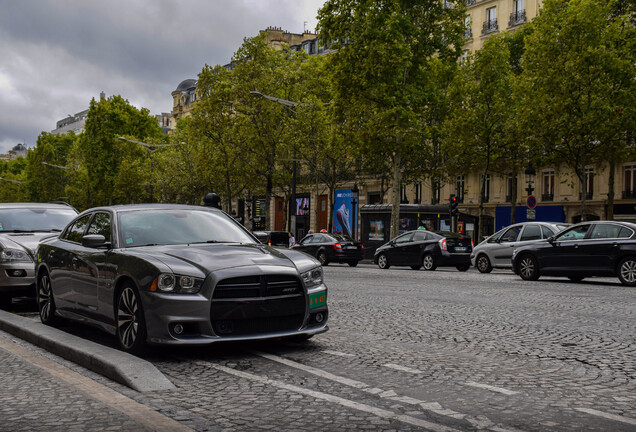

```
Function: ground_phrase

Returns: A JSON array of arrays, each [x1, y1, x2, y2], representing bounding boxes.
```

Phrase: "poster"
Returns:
[[296, 197, 310, 215], [369, 220, 384, 241], [332, 189, 357, 238]]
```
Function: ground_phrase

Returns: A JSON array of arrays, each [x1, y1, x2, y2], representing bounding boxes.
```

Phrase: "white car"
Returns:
[[470, 222, 570, 273]]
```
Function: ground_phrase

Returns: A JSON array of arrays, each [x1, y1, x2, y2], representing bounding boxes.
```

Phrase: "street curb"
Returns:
[[0, 309, 175, 393]]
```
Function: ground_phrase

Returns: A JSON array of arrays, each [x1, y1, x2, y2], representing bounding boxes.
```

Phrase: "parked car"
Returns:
[[471, 222, 570, 273], [0, 202, 77, 307], [35, 204, 328, 354], [292, 233, 364, 266], [512, 220, 636, 286], [253, 230, 292, 247], [374, 229, 473, 271]]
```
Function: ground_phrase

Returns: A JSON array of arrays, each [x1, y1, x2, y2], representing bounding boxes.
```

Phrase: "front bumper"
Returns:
[[140, 265, 328, 346], [0, 262, 36, 298]]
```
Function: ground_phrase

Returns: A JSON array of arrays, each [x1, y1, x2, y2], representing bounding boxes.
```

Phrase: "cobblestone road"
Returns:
[[3, 265, 636, 431]]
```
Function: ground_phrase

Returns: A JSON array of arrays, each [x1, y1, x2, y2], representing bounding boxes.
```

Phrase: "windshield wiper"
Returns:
[[189, 240, 225, 245], [3, 230, 37, 233]]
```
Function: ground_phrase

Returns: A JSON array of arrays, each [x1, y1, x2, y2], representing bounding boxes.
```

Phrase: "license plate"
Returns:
[[455, 247, 467, 252], [309, 291, 327, 309], [345, 246, 357, 250]]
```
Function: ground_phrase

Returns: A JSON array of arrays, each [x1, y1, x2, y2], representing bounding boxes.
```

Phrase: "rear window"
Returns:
[[330, 234, 353, 242]]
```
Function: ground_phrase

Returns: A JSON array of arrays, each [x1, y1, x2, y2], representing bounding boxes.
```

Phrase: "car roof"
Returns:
[[77, 203, 223, 215], [0, 202, 76, 210]]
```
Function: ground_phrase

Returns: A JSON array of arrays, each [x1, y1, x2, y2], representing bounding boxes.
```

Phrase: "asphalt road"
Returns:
[[3, 264, 636, 431]]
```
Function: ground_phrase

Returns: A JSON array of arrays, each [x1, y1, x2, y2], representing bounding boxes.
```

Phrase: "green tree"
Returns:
[[0, 158, 27, 202], [519, 0, 636, 220], [318, 0, 466, 238], [25, 132, 77, 203], [442, 35, 514, 240]]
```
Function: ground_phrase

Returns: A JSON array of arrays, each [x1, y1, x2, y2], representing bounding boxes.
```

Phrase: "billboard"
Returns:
[[296, 197, 310, 216], [332, 189, 357, 238]]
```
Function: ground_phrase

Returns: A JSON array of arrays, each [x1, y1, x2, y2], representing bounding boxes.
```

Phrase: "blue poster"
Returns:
[[332, 189, 357, 238]]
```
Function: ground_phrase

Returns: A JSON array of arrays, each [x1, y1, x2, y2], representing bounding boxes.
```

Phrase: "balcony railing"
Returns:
[[508, 10, 527, 27], [482, 19, 498, 35], [465, 0, 476, 6], [542, 193, 554, 202], [579, 191, 593, 200], [464, 27, 473, 39], [623, 190, 636, 199]]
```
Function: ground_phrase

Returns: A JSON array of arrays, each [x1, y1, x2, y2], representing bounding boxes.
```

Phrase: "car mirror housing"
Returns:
[[82, 234, 109, 249], [547, 236, 556, 244]]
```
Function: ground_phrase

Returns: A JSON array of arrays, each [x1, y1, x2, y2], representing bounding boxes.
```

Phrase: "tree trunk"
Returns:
[[510, 173, 517, 225], [607, 159, 615, 220], [478, 172, 486, 241], [578, 169, 587, 222], [390, 153, 402, 241]]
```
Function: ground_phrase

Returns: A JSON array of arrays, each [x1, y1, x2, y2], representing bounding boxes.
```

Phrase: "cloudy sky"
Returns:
[[0, 0, 326, 154]]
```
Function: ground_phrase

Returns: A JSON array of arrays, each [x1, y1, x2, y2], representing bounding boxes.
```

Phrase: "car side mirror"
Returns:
[[547, 236, 556, 245], [82, 234, 109, 249]]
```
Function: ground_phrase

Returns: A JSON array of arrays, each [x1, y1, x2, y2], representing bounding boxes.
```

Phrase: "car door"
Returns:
[[68, 212, 103, 312], [491, 225, 522, 267], [539, 224, 592, 272], [389, 232, 414, 265], [404, 231, 429, 265], [54, 214, 92, 312], [579, 223, 629, 274], [513, 224, 543, 267], [294, 234, 315, 255]]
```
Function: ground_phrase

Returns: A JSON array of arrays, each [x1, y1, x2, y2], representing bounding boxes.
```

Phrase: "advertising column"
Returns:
[[332, 189, 356, 238]]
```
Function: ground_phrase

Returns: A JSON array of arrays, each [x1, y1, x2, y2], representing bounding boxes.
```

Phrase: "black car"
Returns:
[[293, 233, 364, 266], [512, 220, 636, 286], [374, 229, 473, 271], [253, 231, 292, 247], [35, 204, 328, 355]]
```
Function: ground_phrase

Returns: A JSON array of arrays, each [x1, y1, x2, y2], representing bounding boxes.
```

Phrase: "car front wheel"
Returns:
[[618, 256, 636, 287], [476, 254, 493, 273], [456, 264, 470, 272], [116, 283, 148, 355], [422, 254, 437, 271], [317, 251, 328, 266], [38, 272, 57, 326], [377, 253, 390, 269], [348, 261, 358, 267], [518, 254, 540, 281]]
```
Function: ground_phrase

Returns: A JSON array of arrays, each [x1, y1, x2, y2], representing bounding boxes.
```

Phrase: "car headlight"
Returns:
[[0, 248, 32, 263], [301, 267, 324, 289], [151, 273, 203, 294]]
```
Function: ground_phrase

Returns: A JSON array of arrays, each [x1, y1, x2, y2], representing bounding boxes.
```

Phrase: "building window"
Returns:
[[414, 182, 422, 204], [483, 7, 498, 34], [623, 164, 636, 199], [432, 178, 441, 204], [464, 16, 472, 39], [542, 170, 554, 201], [506, 173, 515, 202], [456, 175, 465, 203], [509, 0, 526, 27], [480, 174, 490, 203], [400, 184, 409, 204], [580, 167, 593, 200], [368, 192, 382, 204]]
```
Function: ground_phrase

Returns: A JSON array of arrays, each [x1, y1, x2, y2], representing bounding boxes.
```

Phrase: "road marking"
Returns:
[[575, 408, 636, 426], [383, 363, 423, 374], [211, 363, 461, 432], [253, 351, 466, 420], [323, 350, 355, 358], [464, 381, 520, 395], [0, 335, 193, 432]]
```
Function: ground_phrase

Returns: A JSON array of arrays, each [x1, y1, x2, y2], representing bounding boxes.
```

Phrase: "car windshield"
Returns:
[[119, 209, 256, 247], [0, 208, 77, 232]]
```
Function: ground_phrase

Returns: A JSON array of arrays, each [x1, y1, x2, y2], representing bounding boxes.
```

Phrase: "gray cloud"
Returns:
[[0, 0, 325, 153]]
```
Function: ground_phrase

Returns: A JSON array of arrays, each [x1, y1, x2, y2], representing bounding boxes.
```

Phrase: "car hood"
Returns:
[[0, 232, 59, 255], [126, 243, 320, 276]]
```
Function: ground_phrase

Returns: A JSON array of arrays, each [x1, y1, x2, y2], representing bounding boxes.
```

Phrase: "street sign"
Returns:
[[526, 195, 537, 209], [527, 208, 536, 220]]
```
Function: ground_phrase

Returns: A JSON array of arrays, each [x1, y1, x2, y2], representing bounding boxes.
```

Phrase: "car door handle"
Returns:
[[574, 245, 579, 249], [71, 257, 79, 268]]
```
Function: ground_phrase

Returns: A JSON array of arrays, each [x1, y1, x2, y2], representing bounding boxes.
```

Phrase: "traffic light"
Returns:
[[449, 194, 459, 216]]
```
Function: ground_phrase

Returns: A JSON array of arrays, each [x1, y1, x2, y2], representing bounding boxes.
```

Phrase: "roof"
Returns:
[[78, 203, 223, 214], [174, 79, 197, 93]]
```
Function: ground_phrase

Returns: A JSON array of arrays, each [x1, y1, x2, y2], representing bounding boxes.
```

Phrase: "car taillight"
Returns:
[[361, 244, 365, 250], [439, 238, 447, 251], [471, 240, 474, 248], [333, 243, 342, 250], [268, 239, 271, 246]]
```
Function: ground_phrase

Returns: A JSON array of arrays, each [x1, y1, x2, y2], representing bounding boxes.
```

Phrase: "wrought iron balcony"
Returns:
[[482, 19, 498, 35], [509, 10, 527, 27], [622, 190, 636, 199], [541, 193, 554, 202]]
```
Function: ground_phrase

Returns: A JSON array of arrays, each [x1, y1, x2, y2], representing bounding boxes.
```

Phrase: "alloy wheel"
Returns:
[[619, 258, 636, 285], [423, 254, 436, 271], [519, 255, 539, 281], [378, 254, 388, 269], [38, 273, 54, 324], [477, 255, 492, 273], [117, 287, 139, 349]]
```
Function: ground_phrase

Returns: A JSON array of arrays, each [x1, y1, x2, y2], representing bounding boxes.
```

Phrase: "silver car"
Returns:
[[470, 222, 570, 273], [0, 203, 78, 306]]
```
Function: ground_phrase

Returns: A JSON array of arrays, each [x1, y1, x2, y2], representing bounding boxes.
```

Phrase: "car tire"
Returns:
[[422, 254, 437, 271], [348, 261, 358, 267], [567, 276, 584, 283], [410, 265, 422, 270], [476, 254, 493, 273], [456, 264, 470, 272], [377, 253, 390, 269], [518, 254, 540, 281], [38, 272, 57, 326], [0, 295, 11, 310], [617, 256, 636, 287], [317, 251, 328, 266], [116, 283, 148, 356]]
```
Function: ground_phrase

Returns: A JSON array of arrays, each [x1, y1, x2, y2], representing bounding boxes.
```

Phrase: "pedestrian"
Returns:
[[288, 232, 296, 247]]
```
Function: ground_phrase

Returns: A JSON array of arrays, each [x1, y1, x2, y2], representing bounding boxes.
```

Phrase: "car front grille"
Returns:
[[211, 274, 306, 337]]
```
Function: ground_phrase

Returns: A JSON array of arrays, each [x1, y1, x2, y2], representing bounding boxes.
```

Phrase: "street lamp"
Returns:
[[117, 137, 183, 203], [351, 183, 359, 241], [525, 162, 536, 196]]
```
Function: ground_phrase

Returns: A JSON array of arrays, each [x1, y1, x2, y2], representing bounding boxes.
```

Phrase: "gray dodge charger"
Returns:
[[35, 204, 328, 355]]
